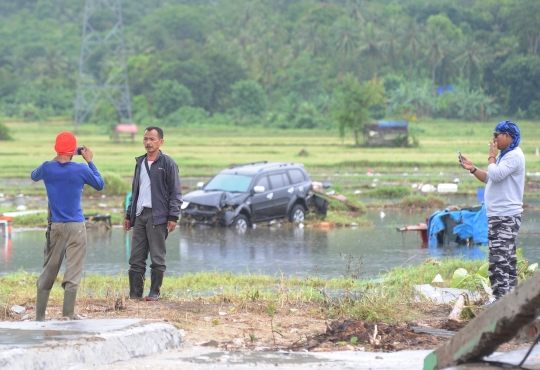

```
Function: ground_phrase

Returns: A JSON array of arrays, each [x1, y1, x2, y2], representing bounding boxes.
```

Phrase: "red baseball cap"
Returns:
[[54, 132, 77, 156]]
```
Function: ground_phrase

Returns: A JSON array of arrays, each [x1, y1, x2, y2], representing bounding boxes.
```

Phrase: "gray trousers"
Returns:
[[129, 207, 167, 276], [488, 214, 521, 299], [37, 222, 87, 291]]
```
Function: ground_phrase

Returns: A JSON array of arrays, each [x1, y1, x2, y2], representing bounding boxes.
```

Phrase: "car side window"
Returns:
[[255, 176, 269, 190], [281, 172, 291, 186], [268, 173, 285, 189], [288, 169, 305, 184]]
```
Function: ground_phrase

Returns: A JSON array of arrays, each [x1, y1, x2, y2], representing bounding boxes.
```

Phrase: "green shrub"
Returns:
[[366, 186, 411, 199], [84, 171, 130, 196], [0, 119, 12, 140], [400, 194, 445, 210]]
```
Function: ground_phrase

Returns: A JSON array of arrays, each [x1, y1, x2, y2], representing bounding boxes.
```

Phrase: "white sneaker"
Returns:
[[482, 297, 497, 308]]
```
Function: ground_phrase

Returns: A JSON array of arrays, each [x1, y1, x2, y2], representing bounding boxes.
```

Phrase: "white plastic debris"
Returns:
[[10, 305, 26, 315], [421, 184, 436, 193], [432, 274, 444, 283], [437, 183, 458, 193]]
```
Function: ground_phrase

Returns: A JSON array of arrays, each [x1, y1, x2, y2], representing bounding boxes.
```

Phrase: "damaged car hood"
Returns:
[[183, 190, 250, 208]]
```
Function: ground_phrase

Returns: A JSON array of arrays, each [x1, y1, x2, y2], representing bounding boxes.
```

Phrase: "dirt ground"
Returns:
[[10, 298, 532, 354]]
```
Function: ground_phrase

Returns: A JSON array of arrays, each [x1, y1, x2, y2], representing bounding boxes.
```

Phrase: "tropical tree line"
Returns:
[[1, 0, 540, 136]]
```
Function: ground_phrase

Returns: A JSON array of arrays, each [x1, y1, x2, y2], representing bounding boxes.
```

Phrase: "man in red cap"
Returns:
[[31, 132, 104, 321]]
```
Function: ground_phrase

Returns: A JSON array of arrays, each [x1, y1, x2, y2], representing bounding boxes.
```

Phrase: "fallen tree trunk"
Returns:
[[313, 189, 362, 212]]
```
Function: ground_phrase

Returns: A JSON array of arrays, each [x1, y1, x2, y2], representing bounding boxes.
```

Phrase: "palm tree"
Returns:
[[250, 32, 291, 104], [332, 17, 360, 56], [438, 40, 457, 88], [298, 23, 323, 58], [402, 19, 423, 81], [125, 34, 155, 57], [424, 26, 446, 85], [357, 22, 384, 77], [382, 18, 403, 69], [39, 46, 68, 79], [454, 37, 486, 85], [346, 0, 365, 22]]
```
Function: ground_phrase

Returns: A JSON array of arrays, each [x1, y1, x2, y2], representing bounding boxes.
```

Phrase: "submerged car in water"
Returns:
[[180, 162, 326, 230]]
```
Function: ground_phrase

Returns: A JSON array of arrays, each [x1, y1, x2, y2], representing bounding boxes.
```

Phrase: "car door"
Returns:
[[267, 172, 292, 218], [250, 175, 274, 221]]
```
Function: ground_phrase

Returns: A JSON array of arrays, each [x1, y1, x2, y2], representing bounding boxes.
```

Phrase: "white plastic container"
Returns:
[[437, 183, 458, 193], [421, 184, 436, 193]]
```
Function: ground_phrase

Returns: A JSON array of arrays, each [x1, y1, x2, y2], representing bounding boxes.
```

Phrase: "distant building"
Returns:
[[363, 121, 408, 147]]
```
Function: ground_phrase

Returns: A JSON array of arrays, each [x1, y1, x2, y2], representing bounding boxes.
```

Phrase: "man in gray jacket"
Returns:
[[124, 126, 183, 301], [460, 120, 525, 306]]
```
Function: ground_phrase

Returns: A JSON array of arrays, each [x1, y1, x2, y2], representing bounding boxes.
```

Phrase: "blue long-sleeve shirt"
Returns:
[[31, 161, 104, 222]]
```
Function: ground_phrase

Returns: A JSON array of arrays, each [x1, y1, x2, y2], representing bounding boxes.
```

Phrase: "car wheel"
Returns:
[[232, 214, 249, 231], [289, 204, 305, 223]]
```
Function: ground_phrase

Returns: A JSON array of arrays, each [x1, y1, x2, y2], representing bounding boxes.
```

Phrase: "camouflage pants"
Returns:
[[488, 214, 521, 299]]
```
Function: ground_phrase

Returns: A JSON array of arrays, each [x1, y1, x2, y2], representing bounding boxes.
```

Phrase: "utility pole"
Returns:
[[74, 0, 132, 127]]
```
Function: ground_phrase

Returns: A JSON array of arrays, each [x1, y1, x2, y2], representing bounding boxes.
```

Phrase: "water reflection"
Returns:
[[176, 226, 328, 276], [1, 208, 539, 279]]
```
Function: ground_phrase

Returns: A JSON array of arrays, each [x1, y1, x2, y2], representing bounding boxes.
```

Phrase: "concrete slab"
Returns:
[[445, 346, 540, 369], [413, 284, 483, 305], [0, 319, 183, 370], [0, 318, 142, 349], [81, 346, 435, 370]]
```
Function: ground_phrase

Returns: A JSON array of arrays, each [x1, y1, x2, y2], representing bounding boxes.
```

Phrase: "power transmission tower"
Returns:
[[74, 0, 132, 127]]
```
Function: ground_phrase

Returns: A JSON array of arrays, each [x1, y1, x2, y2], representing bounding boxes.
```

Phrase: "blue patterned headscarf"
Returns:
[[494, 120, 520, 163]]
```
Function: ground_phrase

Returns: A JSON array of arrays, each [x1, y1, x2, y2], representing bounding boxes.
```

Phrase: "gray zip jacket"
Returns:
[[126, 150, 183, 226]]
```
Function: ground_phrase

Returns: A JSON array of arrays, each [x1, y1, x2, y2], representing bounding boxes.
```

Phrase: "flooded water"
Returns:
[[1, 201, 540, 279]]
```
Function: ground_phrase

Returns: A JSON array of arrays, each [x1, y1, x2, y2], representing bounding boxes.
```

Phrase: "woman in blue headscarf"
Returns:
[[460, 120, 525, 306]]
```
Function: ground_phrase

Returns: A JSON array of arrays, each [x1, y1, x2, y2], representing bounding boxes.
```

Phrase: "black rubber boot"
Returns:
[[62, 290, 77, 320], [35, 289, 50, 321], [128, 270, 145, 299], [145, 269, 163, 301]]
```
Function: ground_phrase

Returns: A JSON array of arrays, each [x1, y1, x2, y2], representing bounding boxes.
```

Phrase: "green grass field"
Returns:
[[3, 119, 539, 179]]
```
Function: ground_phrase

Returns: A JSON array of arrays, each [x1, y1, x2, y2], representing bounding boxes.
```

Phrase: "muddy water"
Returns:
[[1, 205, 539, 278]]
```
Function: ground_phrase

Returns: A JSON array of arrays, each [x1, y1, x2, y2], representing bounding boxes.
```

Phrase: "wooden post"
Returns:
[[424, 271, 540, 370]]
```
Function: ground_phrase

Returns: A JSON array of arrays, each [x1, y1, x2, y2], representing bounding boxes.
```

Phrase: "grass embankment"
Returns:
[[2, 119, 540, 178], [0, 258, 488, 323]]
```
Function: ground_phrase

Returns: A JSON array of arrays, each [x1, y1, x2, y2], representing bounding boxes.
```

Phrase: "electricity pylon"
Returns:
[[74, 0, 132, 127]]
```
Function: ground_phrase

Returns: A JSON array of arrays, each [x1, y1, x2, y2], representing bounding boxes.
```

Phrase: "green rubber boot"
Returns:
[[62, 290, 78, 320], [35, 289, 50, 322]]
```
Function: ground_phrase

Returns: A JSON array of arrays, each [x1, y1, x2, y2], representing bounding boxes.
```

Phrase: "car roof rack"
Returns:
[[257, 163, 299, 172], [227, 161, 268, 169]]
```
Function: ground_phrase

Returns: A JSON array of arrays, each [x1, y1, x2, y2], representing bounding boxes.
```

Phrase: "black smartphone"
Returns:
[[458, 150, 464, 165]]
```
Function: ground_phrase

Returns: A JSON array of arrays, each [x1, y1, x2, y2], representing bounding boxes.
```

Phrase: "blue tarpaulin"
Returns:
[[427, 203, 488, 247], [377, 120, 408, 128]]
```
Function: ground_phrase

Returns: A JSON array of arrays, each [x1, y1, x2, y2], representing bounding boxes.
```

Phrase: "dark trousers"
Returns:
[[129, 208, 167, 276]]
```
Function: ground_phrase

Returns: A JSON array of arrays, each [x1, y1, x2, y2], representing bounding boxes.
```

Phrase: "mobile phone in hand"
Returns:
[[458, 150, 464, 166]]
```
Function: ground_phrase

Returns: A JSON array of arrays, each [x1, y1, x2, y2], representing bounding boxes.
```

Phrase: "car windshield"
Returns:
[[204, 174, 253, 193]]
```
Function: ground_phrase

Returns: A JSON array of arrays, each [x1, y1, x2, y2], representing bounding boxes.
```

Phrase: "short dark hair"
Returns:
[[144, 126, 163, 139]]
